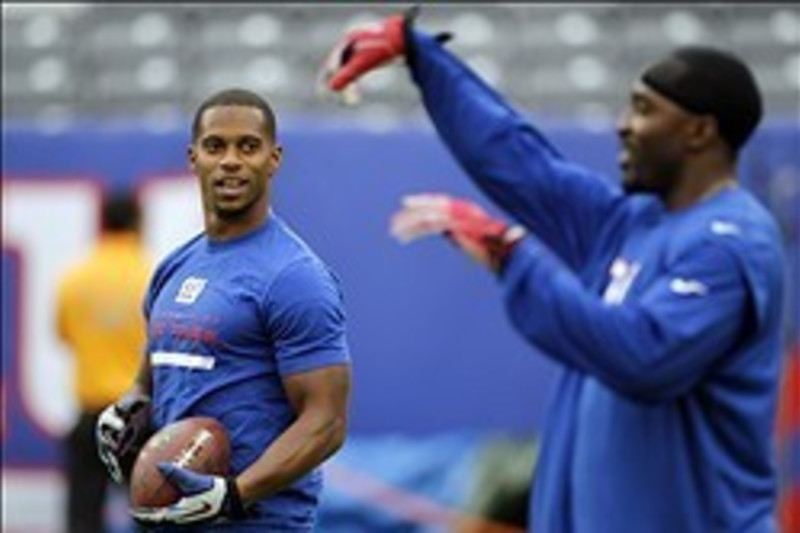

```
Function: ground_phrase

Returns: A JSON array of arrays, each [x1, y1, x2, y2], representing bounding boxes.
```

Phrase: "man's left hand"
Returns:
[[130, 462, 246, 526], [390, 193, 526, 272]]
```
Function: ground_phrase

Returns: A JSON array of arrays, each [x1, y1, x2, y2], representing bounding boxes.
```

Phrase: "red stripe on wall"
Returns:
[[777, 344, 800, 439], [778, 342, 800, 533]]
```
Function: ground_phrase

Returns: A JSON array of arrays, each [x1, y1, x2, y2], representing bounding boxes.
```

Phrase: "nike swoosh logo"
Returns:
[[710, 220, 740, 236], [670, 278, 708, 296], [174, 501, 214, 522]]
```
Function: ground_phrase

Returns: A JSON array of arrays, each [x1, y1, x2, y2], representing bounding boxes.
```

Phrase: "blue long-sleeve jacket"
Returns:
[[406, 30, 785, 532]]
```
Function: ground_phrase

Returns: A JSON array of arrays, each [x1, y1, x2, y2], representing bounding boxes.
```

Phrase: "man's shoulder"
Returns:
[[267, 216, 333, 273], [693, 189, 780, 250], [158, 232, 204, 267], [683, 189, 785, 327], [665, 189, 784, 281], [56, 245, 108, 291], [148, 232, 205, 290], [228, 217, 340, 298], [267, 231, 342, 305]]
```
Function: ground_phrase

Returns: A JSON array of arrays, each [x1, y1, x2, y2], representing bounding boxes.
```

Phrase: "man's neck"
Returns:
[[205, 210, 269, 241], [665, 160, 737, 211]]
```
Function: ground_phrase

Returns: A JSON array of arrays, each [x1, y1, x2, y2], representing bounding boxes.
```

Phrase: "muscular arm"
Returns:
[[235, 364, 351, 504], [232, 258, 351, 503]]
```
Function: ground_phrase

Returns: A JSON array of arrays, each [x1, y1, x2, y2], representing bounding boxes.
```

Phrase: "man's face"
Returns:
[[616, 81, 696, 196], [189, 105, 281, 221]]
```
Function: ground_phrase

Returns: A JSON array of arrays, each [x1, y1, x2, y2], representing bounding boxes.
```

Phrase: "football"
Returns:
[[128, 416, 231, 509]]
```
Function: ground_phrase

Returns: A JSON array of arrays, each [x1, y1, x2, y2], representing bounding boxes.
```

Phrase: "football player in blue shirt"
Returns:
[[96, 88, 352, 531], [321, 8, 784, 533]]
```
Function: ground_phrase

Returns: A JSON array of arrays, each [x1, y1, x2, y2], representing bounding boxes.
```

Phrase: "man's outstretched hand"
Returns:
[[318, 9, 411, 105], [319, 6, 453, 105], [390, 193, 526, 273]]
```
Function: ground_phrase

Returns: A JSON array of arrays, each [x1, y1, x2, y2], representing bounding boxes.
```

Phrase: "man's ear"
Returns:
[[187, 144, 197, 171], [685, 115, 718, 152], [269, 145, 284, 176]]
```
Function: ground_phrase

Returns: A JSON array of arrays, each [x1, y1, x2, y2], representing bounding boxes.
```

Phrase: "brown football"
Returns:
[[128, 416, 230, 509]]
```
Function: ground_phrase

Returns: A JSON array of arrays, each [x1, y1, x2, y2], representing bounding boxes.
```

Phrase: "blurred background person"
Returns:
[[56, 192, 152, 533]]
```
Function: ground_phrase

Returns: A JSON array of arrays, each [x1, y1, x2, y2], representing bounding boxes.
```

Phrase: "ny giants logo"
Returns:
[[176, 277, 207, 304]]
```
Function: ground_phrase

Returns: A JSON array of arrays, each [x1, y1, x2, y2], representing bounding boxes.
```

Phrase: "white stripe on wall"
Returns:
[[151, 351, 215, 370]]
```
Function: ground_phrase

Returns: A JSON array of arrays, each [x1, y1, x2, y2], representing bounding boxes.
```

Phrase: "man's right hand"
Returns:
[[96, 392, 152, 484]]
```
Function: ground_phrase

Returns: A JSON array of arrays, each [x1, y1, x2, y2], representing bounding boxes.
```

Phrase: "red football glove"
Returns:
[[318, 10, 409, 105], [325, 12, 407, 91], [390, 193, 526, 272], [319, 7, 453, 105]]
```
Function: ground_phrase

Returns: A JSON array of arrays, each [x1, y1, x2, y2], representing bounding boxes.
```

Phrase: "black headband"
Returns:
[[641, 46, 763, 152]]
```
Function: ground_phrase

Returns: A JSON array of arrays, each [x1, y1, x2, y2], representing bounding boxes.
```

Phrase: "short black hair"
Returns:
[[191, 88, 277, 142], [101, 192, 141, 232]]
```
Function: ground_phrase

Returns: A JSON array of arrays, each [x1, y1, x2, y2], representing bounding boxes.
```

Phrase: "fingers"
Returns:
[[157, 461, 179, 479], [327, 49, 377, 91], [96, 407, 126, 483], [401, 193, 450, 209], [156, 462, 198, 491], [317, 42, 363, 106], [319, 16, 406, 99], [157, 462, 215, 496], [160, 477, 226, 524], [390, 194, 453, 243], [132, 464, 225, 525], [99, 451, 123, 484], [130, 506, 167, 524], [102, 418, 124, 434], [98, 404, 125, 433], [326, 61, 359, 92]]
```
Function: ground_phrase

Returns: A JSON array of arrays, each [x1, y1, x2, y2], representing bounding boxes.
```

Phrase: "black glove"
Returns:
[[95, 392, 152, 483]]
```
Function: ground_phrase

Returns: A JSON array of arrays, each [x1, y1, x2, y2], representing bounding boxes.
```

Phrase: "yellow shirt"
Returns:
[[56, 232, 152, 412]]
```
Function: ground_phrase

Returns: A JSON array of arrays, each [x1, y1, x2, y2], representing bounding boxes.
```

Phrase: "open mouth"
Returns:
[[214, 177, 248, 197]]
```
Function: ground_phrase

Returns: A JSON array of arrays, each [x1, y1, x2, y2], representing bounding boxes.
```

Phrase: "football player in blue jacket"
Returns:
[[322, 8, 784, 533]]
